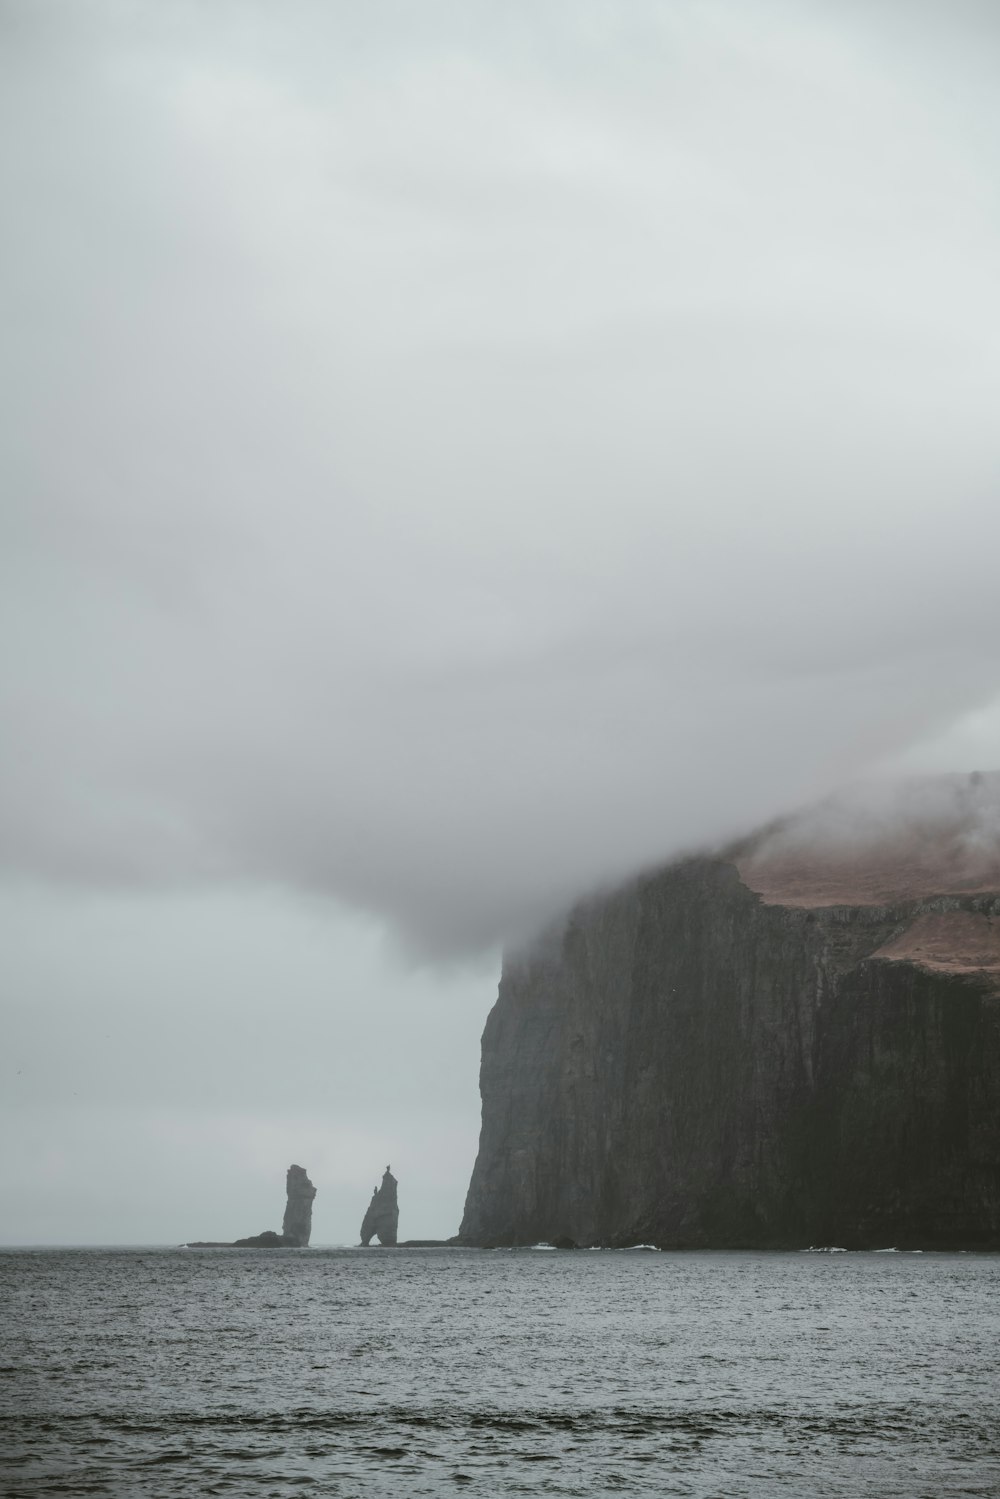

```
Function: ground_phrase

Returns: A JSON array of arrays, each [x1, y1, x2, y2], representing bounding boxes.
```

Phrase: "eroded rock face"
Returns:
[[361, 1168, 399, 1246], [460, 781, 1000, 1250], [282, 1164, 317, 1247]]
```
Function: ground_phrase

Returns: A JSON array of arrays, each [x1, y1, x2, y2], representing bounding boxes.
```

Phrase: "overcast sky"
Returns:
[[2, 0, 999, 1244]]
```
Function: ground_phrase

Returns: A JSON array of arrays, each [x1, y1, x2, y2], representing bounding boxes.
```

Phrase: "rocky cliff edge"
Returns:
[[459, 775, 1000, 1250]]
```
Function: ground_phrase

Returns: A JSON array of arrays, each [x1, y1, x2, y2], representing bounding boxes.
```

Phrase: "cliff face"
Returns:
[[459, 839, 1000, 1250]]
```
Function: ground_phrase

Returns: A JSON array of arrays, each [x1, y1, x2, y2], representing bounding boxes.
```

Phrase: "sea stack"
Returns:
[[282, 1164, 317, 1247], [360, 1166, 399, 1246], [459, 774, 1000, 1251], [186, 1162, 316, 1248]]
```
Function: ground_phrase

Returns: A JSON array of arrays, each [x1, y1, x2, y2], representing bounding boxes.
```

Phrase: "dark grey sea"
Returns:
[[1, 1246, 998, 1498]]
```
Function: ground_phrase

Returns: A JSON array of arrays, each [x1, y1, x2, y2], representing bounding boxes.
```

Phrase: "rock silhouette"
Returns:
[[186, 1163, 316, 1248], [282, 1164, 317, 1247], [361, 1166, 399, 1246]]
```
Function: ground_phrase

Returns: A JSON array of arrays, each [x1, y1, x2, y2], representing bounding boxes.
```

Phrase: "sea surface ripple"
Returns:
[[1, 1246, 998, 1497]]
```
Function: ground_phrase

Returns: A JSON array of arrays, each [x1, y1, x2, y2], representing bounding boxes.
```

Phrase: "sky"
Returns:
[[2, 0, 999, 1244]]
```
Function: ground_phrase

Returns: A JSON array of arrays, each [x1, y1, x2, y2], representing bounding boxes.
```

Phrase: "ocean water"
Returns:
[[1, 1247, 998, 1498]]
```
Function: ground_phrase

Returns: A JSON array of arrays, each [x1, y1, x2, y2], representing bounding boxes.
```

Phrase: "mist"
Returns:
[[2, 0, 999, 1241]]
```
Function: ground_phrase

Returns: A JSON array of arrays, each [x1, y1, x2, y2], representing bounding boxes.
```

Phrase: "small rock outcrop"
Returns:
[[360, 1167, 399, 1246], [282, 1164, 317, 1247]]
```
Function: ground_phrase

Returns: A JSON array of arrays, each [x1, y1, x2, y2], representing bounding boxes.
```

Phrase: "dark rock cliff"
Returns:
[[459, 805, 1000, 1250]]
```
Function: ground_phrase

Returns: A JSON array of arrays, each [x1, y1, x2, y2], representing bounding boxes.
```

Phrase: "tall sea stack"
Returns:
[[282, 1164, 317, 1247], [187, 1162, 317, 1248], [460, 776, 1000, 1250], [361, 1167, 399, 1246]]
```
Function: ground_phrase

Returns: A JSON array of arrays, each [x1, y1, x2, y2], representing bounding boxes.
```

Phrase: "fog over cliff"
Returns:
[[2, 0, 1000, 1241]]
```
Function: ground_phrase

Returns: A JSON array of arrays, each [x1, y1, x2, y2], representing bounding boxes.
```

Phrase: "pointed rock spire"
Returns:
[[360, 1166, 399, 1246]]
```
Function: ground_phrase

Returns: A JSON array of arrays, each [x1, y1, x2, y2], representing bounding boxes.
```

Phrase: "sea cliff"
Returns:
[[459, 784, 1000, 1249]]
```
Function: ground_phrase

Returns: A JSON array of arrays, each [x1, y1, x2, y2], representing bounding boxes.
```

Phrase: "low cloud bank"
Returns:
[[2, 1, 999, 953]]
